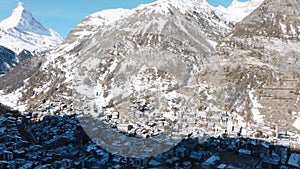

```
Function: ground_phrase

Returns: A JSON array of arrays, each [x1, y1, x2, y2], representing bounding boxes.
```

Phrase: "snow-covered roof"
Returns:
[[202, 155, 220, 165], [288, 153, 300, 168]]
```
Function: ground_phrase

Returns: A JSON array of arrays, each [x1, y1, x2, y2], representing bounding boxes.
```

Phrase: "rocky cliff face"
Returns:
[[0, 46, 17, 74], [0, 46, 33, 74]]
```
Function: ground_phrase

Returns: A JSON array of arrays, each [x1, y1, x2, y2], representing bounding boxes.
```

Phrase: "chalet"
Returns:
[[217, 163, 227, 169], [61, 158, 72, 168], [251, 144, 269, 158], [148, 159, 163, 167], [13, 149, 25, 158], [134, 158, 148, 166], [201, 155, 220, 169], [165, 157, 180, 166], [0, 151, 13, 161], [42, 157, 54, 164], [112, 112, 119, 119], [238, 148, 251, 155], [189, 151, 210, 161], [175, 147, 189, 158], [261, 155, 280, 169], [182, 161, 192, 168], [287, 153, 300, 168]]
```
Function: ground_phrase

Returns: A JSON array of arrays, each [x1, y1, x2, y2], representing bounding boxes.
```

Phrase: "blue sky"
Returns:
[[206, 0, 249, 7], [0, 0, 248, 38]]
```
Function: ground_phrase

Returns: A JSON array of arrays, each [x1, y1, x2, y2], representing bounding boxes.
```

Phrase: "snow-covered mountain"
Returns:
[[0, 2, 63, 54], [212, 0, 300, 132], [213, 0, 264, 23], [0, 0, 233, 123], [2, 0, 292, 150], [65, 8, 132, 43]]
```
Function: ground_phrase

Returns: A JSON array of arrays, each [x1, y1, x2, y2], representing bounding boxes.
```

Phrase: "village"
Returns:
[[0, 101, 300, 169]]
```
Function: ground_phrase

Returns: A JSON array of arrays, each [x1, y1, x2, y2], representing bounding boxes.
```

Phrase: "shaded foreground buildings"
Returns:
[[0, 104, 300, 169]]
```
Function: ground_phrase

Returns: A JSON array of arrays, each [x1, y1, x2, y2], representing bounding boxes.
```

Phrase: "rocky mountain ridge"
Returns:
[[0, 45, 32, 74]]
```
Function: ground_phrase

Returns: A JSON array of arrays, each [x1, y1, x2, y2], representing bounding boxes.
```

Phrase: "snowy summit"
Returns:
[[0, 2, 63, 53], [0, 2, 50, 34]]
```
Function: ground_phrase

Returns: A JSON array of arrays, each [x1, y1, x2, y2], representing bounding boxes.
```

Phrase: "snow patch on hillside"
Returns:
[[293, 117, 300, 131], [0, 88, 26, 112], [73, 8, 132, 39], [249, 89, 264, 124]]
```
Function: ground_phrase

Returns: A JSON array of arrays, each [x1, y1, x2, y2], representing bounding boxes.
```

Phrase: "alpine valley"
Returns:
[[1, 0, 300, 163]]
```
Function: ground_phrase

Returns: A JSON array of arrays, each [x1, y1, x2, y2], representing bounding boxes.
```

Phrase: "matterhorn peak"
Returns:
[[0, 2, 50, 35], [13, 2, 31, 18], [15, 2, 27, 11], [0, 2, 63, 53]]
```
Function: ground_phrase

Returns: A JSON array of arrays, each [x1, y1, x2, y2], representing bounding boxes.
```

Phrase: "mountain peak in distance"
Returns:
[[0, 2, 50, 35], [0, 2, 63, 53]]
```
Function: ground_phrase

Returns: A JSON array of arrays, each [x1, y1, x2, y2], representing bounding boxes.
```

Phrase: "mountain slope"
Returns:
[[0, 2, 63, 54], [61, 0, 233, 118], [0, 0, 233, 140], [65, 8, 132, 43], [210, 0, 300, 133]]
